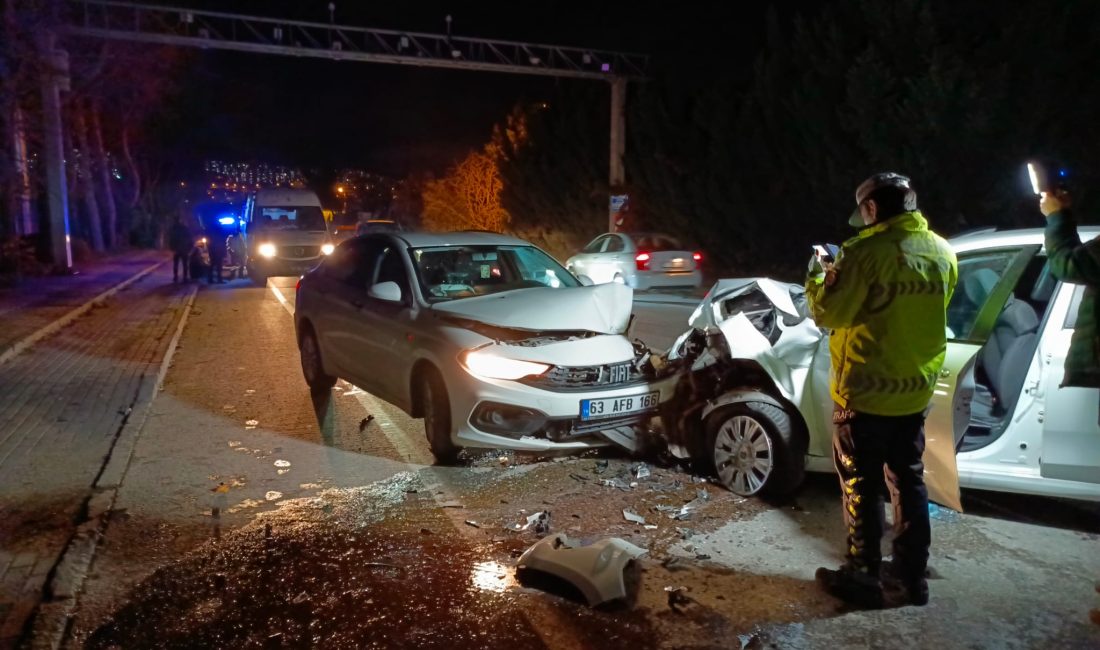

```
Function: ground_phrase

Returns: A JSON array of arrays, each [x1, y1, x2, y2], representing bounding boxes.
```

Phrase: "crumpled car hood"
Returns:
[[684, 278, 823, 401], [431, 283, 634, 335]]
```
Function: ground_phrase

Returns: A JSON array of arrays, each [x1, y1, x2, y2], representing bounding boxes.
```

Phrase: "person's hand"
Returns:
[[1040, 189, 1072, 217]]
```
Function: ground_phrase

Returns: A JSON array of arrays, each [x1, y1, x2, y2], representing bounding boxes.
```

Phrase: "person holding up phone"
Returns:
[[806, 172, 958, 609], [1040, 186, 1100, 388]]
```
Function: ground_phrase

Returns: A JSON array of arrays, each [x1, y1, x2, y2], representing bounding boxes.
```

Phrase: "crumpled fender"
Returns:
[[516, 534, 647, 606], [700, 389, 786, 423]]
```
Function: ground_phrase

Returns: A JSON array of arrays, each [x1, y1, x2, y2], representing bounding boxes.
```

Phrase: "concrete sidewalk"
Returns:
[[0, 259, 192, 650], [0, 250, 167, 362]]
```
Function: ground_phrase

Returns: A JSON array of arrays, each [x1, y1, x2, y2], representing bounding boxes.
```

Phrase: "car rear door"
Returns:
[[1037, 283, 1100, 486], [571, 236, 610, 283]]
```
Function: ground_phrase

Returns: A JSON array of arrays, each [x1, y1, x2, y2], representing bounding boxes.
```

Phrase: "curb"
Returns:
[[0, 260, 164, 367], [25, 283, 198, 650]]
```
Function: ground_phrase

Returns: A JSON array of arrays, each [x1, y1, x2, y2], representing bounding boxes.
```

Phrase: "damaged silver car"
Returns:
[[294, 232, 660, 462], [654, 227, 1100, 509]]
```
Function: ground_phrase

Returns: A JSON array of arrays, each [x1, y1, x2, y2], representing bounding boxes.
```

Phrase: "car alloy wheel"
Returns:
[[702, 401, 804, 498], [714, 414, 775, 495]]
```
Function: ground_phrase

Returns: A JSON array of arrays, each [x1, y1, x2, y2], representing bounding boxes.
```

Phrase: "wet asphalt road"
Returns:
[[60, 276, 1100, 649]]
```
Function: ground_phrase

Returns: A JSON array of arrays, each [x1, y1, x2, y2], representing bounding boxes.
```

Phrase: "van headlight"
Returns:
[[321, 243, 335, 255], [258, 243, 277, 258], [462, 350, 550, 380]]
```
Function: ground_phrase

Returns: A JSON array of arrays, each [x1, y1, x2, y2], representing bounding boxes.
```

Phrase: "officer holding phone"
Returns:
[[807, 172, 958, 609]]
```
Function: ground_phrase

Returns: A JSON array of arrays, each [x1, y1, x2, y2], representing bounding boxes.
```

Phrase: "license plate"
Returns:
[[580, 392, 659, 420]]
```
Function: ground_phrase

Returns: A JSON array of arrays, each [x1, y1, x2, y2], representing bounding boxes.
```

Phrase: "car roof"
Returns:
[[254, 189, 322, 206], [393, 231, 533, 248], [949, 226, 1100, 253]]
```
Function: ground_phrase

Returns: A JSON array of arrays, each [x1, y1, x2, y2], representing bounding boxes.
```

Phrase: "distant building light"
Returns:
[[451, 49, 462, 58], [601, 63, 611, 72], [399, 36, 409, 49], [529, 56, 541, 65], [582, 53, 592, 65]]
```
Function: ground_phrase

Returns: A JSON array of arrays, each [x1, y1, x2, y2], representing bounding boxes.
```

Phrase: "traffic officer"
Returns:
[[807, 173, 958, 608]]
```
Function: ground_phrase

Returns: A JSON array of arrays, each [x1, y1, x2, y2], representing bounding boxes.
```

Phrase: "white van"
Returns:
[[244, 189, 335, 285]]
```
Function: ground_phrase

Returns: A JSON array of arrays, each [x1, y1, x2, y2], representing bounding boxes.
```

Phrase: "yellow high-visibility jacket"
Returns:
[[806, 211, 958, 416]]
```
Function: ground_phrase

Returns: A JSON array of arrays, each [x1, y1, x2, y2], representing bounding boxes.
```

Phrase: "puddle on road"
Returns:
[[84, 475, 661, 650]]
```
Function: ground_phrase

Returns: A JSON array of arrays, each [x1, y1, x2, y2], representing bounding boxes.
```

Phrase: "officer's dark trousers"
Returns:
[[173, 252, 189, 281], [832, 406, 930, 582]]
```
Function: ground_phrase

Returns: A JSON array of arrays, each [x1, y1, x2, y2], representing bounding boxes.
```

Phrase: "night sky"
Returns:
[[159, 1, 820, 176]]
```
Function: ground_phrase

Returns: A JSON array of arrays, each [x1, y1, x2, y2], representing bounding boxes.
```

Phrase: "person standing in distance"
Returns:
[[807, 173, 958, 608]]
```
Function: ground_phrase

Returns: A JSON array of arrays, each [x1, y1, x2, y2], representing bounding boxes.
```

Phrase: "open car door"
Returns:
[[927, 245, 1042, 511]]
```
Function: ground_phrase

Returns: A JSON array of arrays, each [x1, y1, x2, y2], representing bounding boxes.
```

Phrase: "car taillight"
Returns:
[[295, 278, 302, 294], [635, 252, 651, 271], [693, 252, 703, 266]]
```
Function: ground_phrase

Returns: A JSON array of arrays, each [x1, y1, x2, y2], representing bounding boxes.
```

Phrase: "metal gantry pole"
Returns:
[[608, 77, 627, 233]]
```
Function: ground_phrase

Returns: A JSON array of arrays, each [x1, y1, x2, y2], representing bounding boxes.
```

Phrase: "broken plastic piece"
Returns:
[[465, 520, 481, 528], [508, 510, 551, 535], [517, 533, 647, 607], [598, 475, 633, 490], [622, 509, 646, 525], [633, 463, 651, 480]]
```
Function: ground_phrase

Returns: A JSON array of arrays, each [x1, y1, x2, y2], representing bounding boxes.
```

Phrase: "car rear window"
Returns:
[[632, 234, 683, 251]]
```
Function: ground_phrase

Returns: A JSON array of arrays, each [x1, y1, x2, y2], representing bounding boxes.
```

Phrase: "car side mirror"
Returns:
[[369, 281, 402, 303], [577, 275, 594, 287]]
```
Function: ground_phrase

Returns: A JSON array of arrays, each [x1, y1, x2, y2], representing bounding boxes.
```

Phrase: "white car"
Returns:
[[567, 232, 703, 290], [656, 227, 1100, 509], [294, 231, 660, 462]]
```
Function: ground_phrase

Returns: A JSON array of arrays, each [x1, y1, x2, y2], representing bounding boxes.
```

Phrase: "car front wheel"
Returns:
[[421, 368, 459, 464], [703, 401, 804, 497], [299, 328, 336, 394]]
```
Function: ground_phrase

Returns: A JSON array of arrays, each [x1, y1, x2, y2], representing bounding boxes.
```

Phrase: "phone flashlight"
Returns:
[[1027, 162, 1042, 195]]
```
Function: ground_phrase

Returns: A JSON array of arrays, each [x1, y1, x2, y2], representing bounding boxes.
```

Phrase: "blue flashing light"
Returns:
[[218, 216, 236, 226], [1059, 169, 1068, 177]]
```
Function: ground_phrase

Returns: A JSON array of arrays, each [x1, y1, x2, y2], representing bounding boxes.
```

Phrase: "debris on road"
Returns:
[[600, 477, 632, 491], [265, 491, 283, 501], [358, 415, 374, 432], [517, 534, 647, 607], [594, 459, 609, 474], [632, 463, 651, 480], [245, 419, 259, 429], [622, 509, 646, 525], [439, 501, 464, 508], [507, 510, 551, 535], [665, 585, 695, 612], [464, 520, 481, 528], [273, 460, 291, 468]]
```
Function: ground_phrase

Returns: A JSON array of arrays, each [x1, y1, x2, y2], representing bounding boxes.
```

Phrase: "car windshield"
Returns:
[[256, 206, 326, 231], [411, 244, 580, 302]]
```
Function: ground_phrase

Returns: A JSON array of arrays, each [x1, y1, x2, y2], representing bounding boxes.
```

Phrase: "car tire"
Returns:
[[702, 401, 805, 497], [421, 368, 460, 464], [299, 328, 336, 394]]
